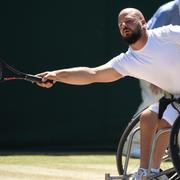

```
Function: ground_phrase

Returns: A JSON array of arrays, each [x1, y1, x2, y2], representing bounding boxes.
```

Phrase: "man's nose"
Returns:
[[120, 22, 127, 29], [121, 22, 126, 26]]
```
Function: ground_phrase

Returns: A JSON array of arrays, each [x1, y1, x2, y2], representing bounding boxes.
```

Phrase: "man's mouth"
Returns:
[[123, 28, 131, 33], [123, 28, 131, 36]]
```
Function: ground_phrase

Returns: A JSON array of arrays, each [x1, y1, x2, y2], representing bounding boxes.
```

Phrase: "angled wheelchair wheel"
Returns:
[[116, 112, 176, 179], [170, 116, 180, 177], [116, 113, 140, 175]]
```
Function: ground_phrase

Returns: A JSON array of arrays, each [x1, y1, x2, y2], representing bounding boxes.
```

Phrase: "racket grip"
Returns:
[[25, 74, 54, 83]]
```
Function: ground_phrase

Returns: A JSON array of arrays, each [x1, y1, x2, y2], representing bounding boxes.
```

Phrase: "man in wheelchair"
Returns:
[[36, 7, 180, 180], [137, 93, 180, 179]]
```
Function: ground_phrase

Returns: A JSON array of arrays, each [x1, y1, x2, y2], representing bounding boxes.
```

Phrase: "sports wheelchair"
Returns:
[[105, 97, 180, 180]]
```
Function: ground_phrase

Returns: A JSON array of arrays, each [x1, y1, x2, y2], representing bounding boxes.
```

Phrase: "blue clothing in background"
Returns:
[[148, 0, 180, 28]]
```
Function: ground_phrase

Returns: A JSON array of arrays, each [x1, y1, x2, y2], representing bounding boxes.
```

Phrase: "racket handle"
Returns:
[[25, 74, 54, 83]]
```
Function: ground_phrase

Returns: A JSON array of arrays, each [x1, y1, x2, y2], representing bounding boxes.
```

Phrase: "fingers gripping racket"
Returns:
[[0, 58, 52, 83]]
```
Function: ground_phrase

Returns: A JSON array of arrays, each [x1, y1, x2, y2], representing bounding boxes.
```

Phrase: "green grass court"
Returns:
[[0, 152, 119, 180], [0, 152, 173, 180]]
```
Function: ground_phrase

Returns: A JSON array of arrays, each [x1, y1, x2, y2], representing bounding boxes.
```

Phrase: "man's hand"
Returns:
[[36, 71, 56, 88]]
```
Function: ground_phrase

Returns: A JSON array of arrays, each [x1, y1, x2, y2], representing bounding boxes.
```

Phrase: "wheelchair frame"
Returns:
[[105, 113, 180, 180]]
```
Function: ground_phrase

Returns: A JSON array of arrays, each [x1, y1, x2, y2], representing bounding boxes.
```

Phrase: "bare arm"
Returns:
[[37, 63, 122, 88], [149, 83, 163, 95]]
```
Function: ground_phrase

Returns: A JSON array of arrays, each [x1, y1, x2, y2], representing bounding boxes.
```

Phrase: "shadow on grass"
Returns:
[[0, 146, 116, 156]]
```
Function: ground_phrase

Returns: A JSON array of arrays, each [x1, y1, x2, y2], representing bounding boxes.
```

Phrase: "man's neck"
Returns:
[[130, 30, 148, 51]]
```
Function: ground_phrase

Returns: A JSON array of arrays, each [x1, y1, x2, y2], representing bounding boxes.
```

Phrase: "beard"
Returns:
[[122, 24, 142, 45]]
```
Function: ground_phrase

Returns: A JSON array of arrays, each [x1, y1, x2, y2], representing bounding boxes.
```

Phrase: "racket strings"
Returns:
[[0, 58, 46, 83], [0, 58, 26, 81], [1, 59, 24, 76]]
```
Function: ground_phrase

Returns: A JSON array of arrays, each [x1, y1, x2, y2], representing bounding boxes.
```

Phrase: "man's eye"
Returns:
[[119, 19, 134, 27], [126, 20, 133, 24]]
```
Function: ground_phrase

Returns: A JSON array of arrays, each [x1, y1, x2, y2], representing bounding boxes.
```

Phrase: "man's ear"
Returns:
[[141, 19, 146, 25], [141, 20, 147, 29]]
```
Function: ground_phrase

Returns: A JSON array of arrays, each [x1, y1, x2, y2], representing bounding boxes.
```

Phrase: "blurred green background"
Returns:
[[0, 0, 170, 151]]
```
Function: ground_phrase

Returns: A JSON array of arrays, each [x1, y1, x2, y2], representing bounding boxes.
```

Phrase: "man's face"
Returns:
[[118, 13, 143, 44]]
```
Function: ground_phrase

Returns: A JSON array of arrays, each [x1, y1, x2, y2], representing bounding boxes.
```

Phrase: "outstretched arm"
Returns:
[[37, 63, 122, 88]]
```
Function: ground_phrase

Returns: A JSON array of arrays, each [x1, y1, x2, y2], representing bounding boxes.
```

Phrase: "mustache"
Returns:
[[123, 27, 131, 32]]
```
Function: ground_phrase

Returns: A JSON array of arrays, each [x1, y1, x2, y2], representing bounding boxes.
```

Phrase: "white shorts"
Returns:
[[149, 102, 179, 126]]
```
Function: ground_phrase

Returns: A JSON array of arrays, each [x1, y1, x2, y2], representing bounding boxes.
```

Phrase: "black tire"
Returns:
[[170, 116, 180, 177], [116, 112, 176, 178], [116, 113, 140, 175]]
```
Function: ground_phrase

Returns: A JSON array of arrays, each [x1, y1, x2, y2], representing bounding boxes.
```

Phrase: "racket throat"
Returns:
[[4, 77, 22, 81], [25, 74, 42, 83]]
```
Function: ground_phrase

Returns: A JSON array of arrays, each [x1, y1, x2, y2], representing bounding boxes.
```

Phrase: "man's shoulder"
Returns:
[[149, 24, 180, 33], [148, 24, 180, 41]]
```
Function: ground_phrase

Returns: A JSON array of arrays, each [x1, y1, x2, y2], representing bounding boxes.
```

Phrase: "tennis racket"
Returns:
[[0, 58, 53, 83]]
